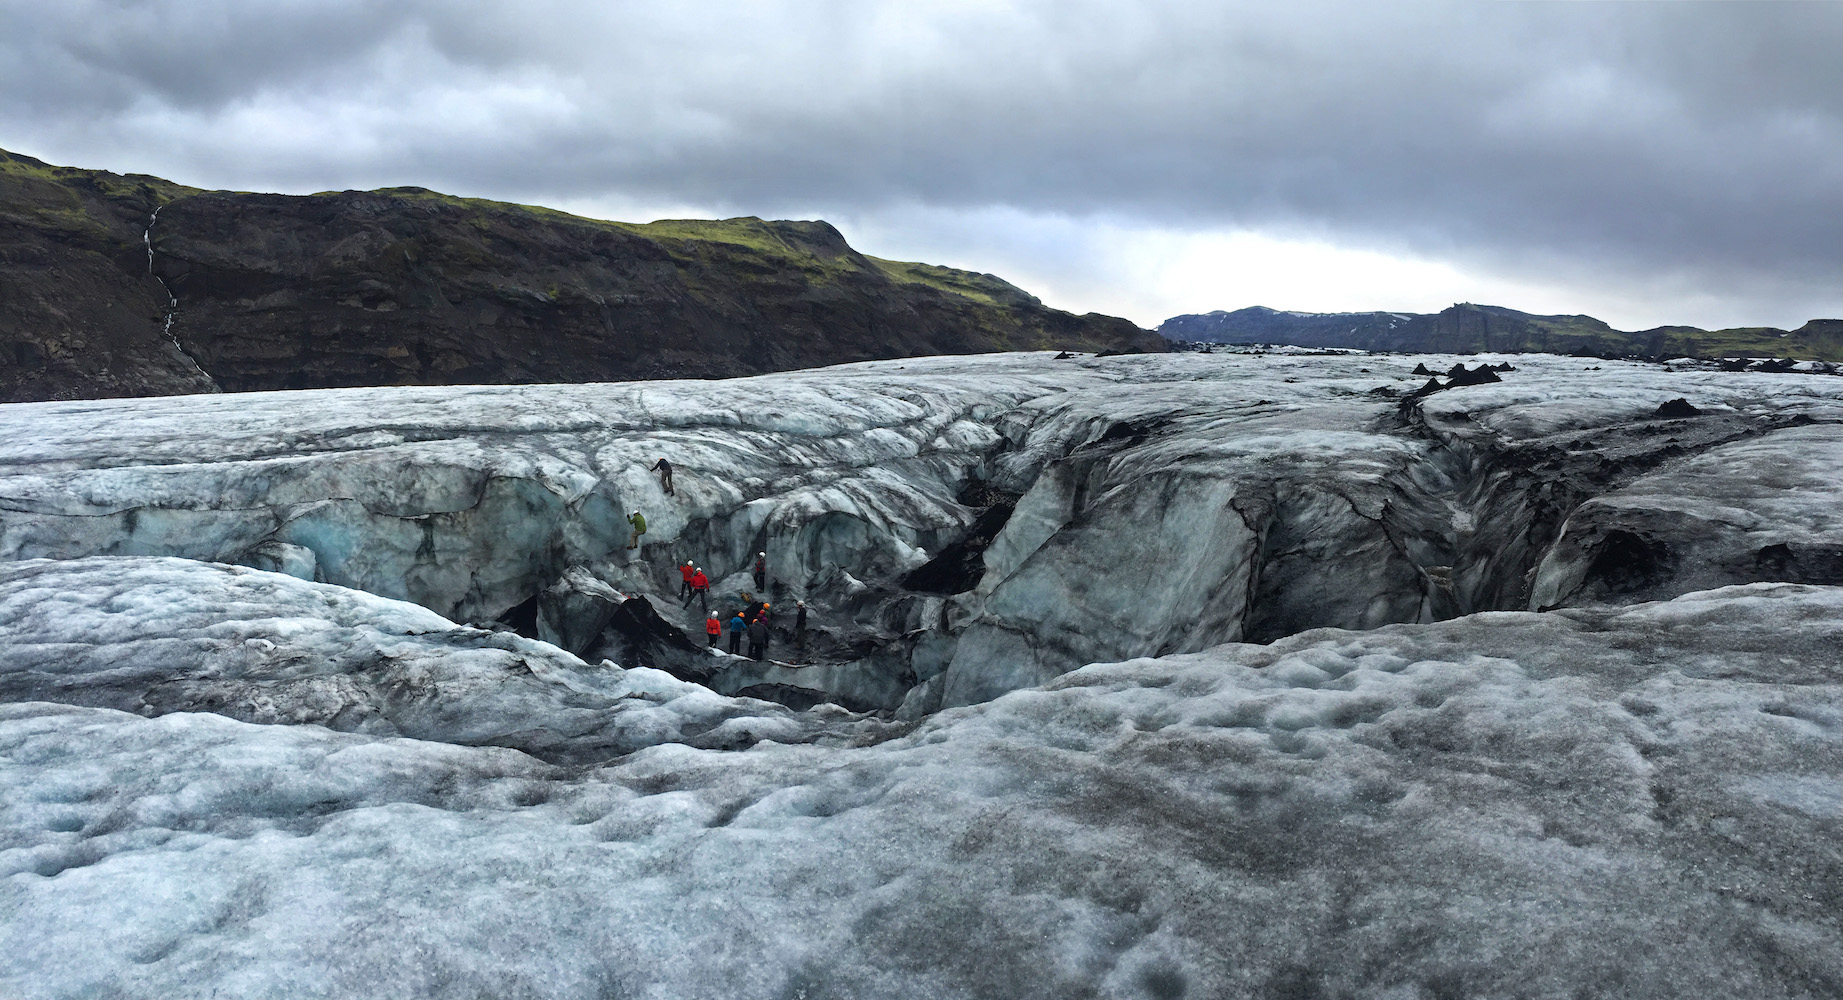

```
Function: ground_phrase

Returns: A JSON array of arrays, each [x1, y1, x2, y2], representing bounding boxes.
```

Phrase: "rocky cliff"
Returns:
[[1164, 303, 1843, 360], [0, 148, 1162, 402]]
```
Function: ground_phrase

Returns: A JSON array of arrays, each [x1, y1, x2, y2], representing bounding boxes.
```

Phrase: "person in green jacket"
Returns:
[[627, 509, 646, 549]]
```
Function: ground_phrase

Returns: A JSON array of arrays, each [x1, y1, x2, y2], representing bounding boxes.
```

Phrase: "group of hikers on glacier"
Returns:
[[626, 456, 810, 663]]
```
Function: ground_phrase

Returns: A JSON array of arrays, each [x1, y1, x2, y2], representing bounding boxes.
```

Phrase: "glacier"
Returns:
[[4, 350, 1843, 997], [2, 350, 1839, 712], [3, 570, 1841, 997]]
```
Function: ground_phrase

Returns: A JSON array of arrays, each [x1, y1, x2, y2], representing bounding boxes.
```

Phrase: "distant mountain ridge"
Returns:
[[0, 148, 1163, 403], [1162, 304, 1843, 361]]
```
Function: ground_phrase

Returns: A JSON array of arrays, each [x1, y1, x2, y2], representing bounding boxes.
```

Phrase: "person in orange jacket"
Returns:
[[704, 613, 722, 647]]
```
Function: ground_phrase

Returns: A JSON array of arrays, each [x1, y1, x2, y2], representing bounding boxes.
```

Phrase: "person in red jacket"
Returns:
[[704, 613, 722, 647], [678, 561, 695, 600], [683, 567, 711, 612]]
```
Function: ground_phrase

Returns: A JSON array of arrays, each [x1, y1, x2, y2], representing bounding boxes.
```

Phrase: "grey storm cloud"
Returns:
[[3, 0, 1841, 321]]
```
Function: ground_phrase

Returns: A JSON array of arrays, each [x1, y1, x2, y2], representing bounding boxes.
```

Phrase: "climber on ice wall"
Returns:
[[753, 552, 767, 590], [626, 510, 646, 549], [649, 457, 674, 496]]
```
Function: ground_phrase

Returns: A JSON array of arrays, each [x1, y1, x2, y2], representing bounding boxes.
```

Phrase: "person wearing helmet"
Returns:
[[746, 614, 769, 660], [649, 457, 674, 495], [753, 551, 767, 591], [684, 567, 711, 612], [704, 613, 722, 648], [626, 510, 646, 549], [795, 600, 808, 649], [727, 611, 746, 655], [678, 561, 695, 600]]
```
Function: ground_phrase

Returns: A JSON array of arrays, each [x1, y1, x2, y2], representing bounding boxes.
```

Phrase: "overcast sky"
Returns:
[[4, 0, 1840, 330]]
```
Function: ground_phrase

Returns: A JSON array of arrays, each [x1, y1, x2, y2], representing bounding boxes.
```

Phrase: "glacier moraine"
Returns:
[[2, 350, 1841, 998]]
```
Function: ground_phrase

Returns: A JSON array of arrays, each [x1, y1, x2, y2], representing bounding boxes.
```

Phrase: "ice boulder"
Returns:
[[0, 556, 892, 762]]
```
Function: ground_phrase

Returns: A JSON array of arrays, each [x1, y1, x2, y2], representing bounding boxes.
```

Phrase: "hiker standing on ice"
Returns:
[[727, 612, 746, 655], [650, 457, 674, 496], [684, 567, 711, 612], [626, 510, 646, 549], [704, 614, 722, 648], [747, 615, 769, 660], [795, 600, 808, 649], [678, 561, 695, 600], [752, 551, 767, 590]]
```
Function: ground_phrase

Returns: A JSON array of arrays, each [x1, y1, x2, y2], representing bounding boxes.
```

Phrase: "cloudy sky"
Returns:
[[4, 0, 1840, 331]]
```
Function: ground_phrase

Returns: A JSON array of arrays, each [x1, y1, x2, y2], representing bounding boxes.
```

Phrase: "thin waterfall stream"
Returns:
[[144, 205, 214, 385]]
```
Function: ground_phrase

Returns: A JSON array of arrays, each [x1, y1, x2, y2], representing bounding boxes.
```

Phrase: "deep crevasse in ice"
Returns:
[[3, 351, 1840, 712]]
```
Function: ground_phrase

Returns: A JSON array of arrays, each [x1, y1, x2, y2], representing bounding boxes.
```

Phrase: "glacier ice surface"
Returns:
[[6, 351, 1841, 710], [2, 577, 1842, 997], [6, 351, 1843, 995]]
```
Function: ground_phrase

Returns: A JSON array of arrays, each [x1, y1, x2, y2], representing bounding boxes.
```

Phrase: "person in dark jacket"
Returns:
[[727, 613, 746, 655], [650, 457, 674, 495], [752, 552, 767, 590], [795, 600, 808, 649], [746, 616, 769, 660]]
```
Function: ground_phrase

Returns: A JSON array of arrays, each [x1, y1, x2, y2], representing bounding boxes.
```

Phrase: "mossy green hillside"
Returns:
[[1, 146, 1160, 400]]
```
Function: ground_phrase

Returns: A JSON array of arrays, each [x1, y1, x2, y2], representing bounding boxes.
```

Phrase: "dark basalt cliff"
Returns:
[[0, 153, 212, 401], [0, 149, 1163, 402]]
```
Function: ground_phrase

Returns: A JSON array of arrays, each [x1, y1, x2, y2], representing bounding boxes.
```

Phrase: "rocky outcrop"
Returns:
[[0, 153, 216, 401], [0, 148, 1161, 402]]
